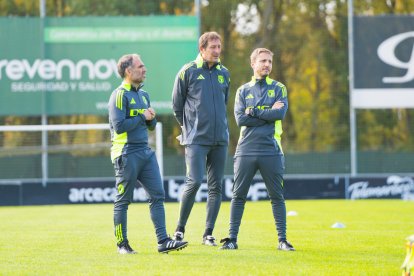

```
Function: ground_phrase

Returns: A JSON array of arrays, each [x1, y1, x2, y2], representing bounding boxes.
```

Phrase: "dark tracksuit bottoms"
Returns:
[[230, 154, 286, 241], [177, 144, 227, 231], [113, 148, 168, 244]]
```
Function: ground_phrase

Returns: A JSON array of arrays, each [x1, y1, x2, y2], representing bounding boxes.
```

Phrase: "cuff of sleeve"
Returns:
[[249, 108, 256, 117]]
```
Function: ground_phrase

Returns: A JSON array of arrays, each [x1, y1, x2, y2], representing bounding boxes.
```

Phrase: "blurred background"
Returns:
[[0, 0, 413, 183]]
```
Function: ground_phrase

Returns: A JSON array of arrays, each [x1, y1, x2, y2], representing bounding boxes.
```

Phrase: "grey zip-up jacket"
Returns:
[[172, 54, 230, 146], [234, 76, 288, 156]]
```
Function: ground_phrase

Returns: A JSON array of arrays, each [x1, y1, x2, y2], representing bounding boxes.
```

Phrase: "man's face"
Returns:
[[200, 39, 222, 64], [252, 52, 273, 78], [127, 57, 146, 84]]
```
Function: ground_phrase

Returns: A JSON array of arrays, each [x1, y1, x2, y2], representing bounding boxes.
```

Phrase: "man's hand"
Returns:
[[272, 101, 284, 110], [144, 107, 156, 120]]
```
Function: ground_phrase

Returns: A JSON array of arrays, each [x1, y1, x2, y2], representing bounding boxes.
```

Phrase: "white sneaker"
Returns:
[[202, 235, 217, 246], [278, 240, 295, 251], [173, 231, 184, 241], [117, 241, 137, 254]]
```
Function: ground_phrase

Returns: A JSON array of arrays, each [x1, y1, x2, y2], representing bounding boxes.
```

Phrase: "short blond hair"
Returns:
[[250, 48, 273, 63], [199, 31, 222, 49]]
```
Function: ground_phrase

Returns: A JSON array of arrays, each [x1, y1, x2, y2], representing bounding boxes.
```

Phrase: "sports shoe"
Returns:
[[158, 237, 188, 254], [278, 240, 295, 251], [219, 238, 238, 250], [173, 231, 184, 241], [202, 235, 217, 246], [117, 241, 137, 254]]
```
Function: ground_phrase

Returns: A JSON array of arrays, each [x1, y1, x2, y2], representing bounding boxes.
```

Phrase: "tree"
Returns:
[[1, 0, 414, 174]]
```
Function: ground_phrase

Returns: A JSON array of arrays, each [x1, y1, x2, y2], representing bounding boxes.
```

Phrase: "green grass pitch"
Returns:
[[1, 200, 413, 275]]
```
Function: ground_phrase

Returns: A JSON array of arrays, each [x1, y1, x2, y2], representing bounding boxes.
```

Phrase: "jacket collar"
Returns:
[[195, 53, 221, 70], [248, 76, 273, 87], [122, 81, 144, 92]]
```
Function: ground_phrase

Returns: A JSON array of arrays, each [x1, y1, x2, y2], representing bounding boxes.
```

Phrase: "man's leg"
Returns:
[[113, 154, 137, 252], [258, 155, 287, 241], [138, 149, 188, 253], [176, 145, 208, 233], [204, 145, 227, 238], [229, 156, 257, 240], [137, 149, 168, 243]]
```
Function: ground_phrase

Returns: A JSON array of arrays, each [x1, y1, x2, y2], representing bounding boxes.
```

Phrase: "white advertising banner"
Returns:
[[352, 16, 414, 108]]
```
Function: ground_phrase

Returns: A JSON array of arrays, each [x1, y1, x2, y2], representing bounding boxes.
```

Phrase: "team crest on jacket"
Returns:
[[118, 183, 125, 195], [268, 90, 275, 97], [218, 75, 224, 84]]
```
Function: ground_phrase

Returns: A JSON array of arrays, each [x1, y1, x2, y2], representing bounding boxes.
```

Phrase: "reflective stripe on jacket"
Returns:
[[234, 76, 288, 156], [108, 82, 156, 162]]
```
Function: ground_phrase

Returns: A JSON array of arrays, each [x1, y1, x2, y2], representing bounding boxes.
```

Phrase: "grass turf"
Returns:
[[0, 200, 413, 275]]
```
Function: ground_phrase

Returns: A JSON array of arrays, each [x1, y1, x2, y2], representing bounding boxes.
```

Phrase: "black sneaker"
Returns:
[[219, 238, 238, 250], [173, 231, 184, 241], [278, 240, 295, 251], [158, 238, 188, 254], [117, 241, 137, 254], [202, 235, 217, 246]]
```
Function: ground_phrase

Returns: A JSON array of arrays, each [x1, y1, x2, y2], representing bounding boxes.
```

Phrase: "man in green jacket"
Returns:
[[172, 32, 230, 246], [109, 53, 188, 254]]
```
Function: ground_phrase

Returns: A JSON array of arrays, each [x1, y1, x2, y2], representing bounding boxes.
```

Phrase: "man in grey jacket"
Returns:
[[220, 48, 294, 251], [172, 32, 230, 246]]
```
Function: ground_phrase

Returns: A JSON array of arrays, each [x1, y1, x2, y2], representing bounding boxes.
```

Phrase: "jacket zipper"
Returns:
[[209, 69, 216, 143]]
